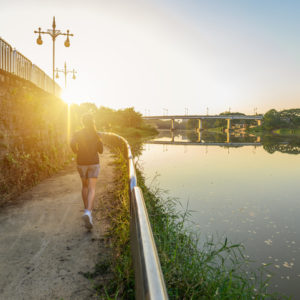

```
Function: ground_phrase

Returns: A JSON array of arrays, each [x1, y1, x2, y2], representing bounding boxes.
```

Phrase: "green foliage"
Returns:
[[145, 119, 187, 130], [0, 85, 72, 204], [263, 108, 300, 130], [94, 144, 134, 299], [186, 119, 198, 129], [263, 109, 281, 130], [69, 104, 157, 140]]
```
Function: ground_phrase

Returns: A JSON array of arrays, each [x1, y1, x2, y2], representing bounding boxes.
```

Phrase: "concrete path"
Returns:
[[0, 148, 115, 300]]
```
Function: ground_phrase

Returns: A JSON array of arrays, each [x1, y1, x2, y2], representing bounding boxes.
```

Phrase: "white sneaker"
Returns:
[[82, 211, 93, 229]]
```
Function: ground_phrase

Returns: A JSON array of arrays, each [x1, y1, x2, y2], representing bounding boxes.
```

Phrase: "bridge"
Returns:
[[143, 114, 263, 132], [0, 37, 61, 96]]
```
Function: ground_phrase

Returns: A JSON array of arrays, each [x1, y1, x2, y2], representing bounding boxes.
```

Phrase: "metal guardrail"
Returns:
[[101, 132, 168, 300], [0, 37, 61, 96]]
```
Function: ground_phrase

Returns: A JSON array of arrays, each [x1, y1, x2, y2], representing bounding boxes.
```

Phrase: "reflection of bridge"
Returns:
[[146, 140, 261, 147], [149, 130, 261, 144], [143, 114, 263, 131]]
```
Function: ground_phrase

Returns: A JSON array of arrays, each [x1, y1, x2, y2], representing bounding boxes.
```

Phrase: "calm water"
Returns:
[[139, 131, 300, 298]]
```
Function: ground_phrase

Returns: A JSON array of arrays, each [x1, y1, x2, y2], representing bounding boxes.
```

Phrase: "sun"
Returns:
[[61, 87, 87, 105], [61, 88, 78, 104]]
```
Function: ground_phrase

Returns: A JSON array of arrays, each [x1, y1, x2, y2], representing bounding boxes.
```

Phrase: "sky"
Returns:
[[1, 0, 300, 115]]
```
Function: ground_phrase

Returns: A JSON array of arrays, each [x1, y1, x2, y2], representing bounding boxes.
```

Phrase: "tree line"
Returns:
[[263, 109, 300, 130], [69, 103, 157, 137]]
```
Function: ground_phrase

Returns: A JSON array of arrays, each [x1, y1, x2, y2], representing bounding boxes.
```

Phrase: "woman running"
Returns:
[[70, 114, 103, 229]]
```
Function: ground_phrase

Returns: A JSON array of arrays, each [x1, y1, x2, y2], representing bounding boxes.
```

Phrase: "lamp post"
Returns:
[[55, 62, 77, 88], [34, 16, 74, 95]]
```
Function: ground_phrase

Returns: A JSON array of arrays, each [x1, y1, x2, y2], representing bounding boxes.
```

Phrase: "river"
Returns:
[[139, 130, 300, 298]]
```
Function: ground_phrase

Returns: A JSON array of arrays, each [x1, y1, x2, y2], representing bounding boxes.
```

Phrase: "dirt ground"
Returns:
[[0, 147, 115, 300]]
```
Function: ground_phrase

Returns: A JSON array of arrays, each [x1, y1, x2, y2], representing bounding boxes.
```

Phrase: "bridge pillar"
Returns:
[[226, 119, 232, 131], [196, 119, 203, 132], [197, 130, 202, 143], [170, 119, 175, 131], [226, 130, 231, 143], [171, 130, 175, 142], [257, 120, 262, 126]]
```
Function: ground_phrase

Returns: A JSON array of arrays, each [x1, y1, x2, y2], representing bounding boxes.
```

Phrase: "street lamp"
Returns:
[[55, 61, 77, 88], [34, 16, 74, 95]]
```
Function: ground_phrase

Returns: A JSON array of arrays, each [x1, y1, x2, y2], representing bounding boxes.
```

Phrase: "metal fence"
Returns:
[[0, 37, 61, 96], [101, 132, 168, 300]]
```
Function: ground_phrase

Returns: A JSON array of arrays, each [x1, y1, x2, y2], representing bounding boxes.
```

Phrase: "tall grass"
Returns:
[[137, 169, 287, 299], [99, 151, 135, 299], [101, 148, 287, 299]]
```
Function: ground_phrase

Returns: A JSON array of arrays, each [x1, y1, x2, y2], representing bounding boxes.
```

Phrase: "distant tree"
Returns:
[[95, 106, 116, 130], [263, 109, 282, 130], [117, 107, 143, 128], [79, 102, 98, 114], [186, 119, 198, 129]]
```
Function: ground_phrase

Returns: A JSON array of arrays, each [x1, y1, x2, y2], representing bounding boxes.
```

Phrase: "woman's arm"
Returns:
[[97, 139, 103, 154]]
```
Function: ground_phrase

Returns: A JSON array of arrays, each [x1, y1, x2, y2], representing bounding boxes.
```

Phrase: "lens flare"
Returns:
[[67, 103, 71, 144], [61, 88, 75, 105]]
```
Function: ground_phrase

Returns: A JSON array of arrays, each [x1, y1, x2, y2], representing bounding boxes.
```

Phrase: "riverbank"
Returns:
[[99, 144, 286, 299], [247, 126, 300, 136]]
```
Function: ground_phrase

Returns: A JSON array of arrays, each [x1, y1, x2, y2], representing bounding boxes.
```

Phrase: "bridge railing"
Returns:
[[100, 132, 168, 300], [0, 37, 61, 96]]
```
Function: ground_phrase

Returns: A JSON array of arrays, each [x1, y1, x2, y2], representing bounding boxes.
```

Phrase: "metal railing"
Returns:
[[101, 132, 168, 300], [0, 37, 61, 96]]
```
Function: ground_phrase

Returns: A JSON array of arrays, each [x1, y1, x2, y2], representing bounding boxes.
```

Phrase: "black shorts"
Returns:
[[77, 164, 100, 178]]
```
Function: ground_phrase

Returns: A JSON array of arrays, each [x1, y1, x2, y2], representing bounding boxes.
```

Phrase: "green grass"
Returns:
[[110, 125, 158, 139], [100, 141, 288, 299], [137, 171, 288, 299], [206, 127, 224, 133], [98, 150, 135, 299], [273, 128, 300, 136]]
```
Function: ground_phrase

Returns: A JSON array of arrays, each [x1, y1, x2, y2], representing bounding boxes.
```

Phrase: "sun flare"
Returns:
[[61, 88, 85, 105], [61, 88, 76, 104]]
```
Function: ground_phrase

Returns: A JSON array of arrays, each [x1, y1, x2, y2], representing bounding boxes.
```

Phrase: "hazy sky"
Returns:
[[1, 0, 300, 115]]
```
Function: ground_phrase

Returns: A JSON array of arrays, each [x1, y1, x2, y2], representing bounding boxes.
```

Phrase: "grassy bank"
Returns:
[[112, 124, 158, 139], [272, 128, 300, 136], [206, 127, 224, 133], [137, 171, 283, 299], [97, 146, 287, 299], [247, 126, 300, 136]]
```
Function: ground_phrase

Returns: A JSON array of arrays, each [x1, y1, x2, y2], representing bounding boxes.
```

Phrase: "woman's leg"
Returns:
[[81, 178, 89, 209], [87, 178, 97, 211]]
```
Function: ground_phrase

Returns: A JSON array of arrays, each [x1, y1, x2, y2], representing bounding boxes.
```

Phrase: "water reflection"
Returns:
[[139, 130, 300, 298], [147, 130, 300, 154]]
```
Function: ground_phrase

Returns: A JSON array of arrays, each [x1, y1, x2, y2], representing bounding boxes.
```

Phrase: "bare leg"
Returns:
[[81, 178, 88, 209], [87, 178, 97, 211]]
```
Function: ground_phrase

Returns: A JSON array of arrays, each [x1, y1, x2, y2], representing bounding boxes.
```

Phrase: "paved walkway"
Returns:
[[0, 148, 115, 300]]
